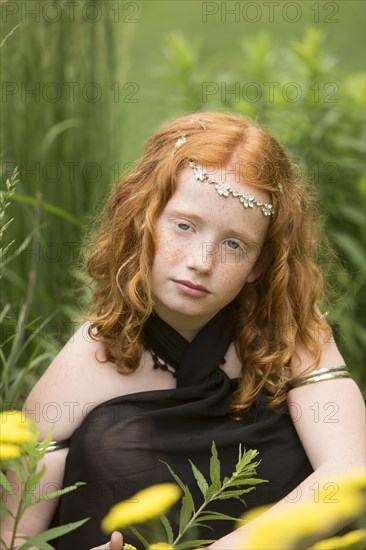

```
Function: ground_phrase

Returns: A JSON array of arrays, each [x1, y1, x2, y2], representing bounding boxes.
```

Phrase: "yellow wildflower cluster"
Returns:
[[308, 528, 366, 549], [240, 469, 365, 549], [122, 541, 175, 550], [0, 410, 33, 460], [122, 543, 175, 550], [148, 544, 175, 550], [102, 483, 182, 533]]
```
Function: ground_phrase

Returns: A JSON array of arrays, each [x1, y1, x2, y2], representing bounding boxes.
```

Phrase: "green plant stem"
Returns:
[[172, 477, 233, 546], [9, 469, 29, 550]]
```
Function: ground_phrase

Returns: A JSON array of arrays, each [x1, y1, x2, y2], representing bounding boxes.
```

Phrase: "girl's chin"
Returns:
[[153, 302, 219, 324]]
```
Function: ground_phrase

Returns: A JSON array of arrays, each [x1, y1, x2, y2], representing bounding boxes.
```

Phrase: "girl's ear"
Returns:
[[246, 242, 272, 283]]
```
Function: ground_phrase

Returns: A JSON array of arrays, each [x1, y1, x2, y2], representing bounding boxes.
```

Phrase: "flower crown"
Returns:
[[173, 134, 274, 217]]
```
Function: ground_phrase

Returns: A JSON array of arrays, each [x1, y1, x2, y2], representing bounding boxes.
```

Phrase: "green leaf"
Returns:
[[209, 441, 221, 493], [175, 539, 216, 550], [18, 537, 55, 550], [226, 477, 267, 487], [0, 303, 11, 324], [21, 518, 89, 543], [333, 232, 365, 270], [337, 204, 365, 228], [160, 514, 174, 544], [179, 488, 195, 532], [25, 465, 46, 491], [160, 460, 187, 495], [39, 118, 84, 160], [0, 471, 16, 496], [11, 194, 82, 226], [184, 522, 214, 532], [216, 488, 251, 502], [6, 458, 26, 485], [235, 447, 259, 472], [21, 469, 46, 508], [32, 482, 86, 505], [0, 229, 38, 270], [188, 459, 209, 498], [229, 487, 256, 496], [197, 511, 242, 522], [160, 459, 195, 531]]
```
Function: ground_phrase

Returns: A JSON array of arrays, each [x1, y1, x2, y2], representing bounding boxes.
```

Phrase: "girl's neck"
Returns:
[[151, 306, 216, 342]]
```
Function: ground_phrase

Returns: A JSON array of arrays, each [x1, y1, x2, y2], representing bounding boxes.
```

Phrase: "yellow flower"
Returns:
[[101, 483, 182, 533], [319, 469, 366, 500], [123, 544, 139, 550], [308, 529, 366, 549], [148, 543, 175, 550], [242, 496, 365, 549], [0, 410, 33, 460], [0, 410, 31, 441], [239, 469, 365, 550], [234, 504, 271, 529], [0, 442, 22, 459]]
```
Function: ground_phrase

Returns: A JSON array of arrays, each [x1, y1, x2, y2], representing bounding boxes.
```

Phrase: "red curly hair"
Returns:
[[81, 111, 332, 415]]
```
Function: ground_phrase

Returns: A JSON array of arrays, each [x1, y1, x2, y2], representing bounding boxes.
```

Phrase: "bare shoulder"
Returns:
[[24, 321, 128, 440], [290, 325, 345, 379]]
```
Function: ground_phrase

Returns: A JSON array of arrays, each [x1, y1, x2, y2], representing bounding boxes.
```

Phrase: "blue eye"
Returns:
[[226, 240, 241, 250], [178, 223, 191, 231]]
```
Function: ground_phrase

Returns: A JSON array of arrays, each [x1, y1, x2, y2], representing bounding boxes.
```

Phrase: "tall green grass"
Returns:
[[1, 0, 135, 326], [1, 0, 136, 405]]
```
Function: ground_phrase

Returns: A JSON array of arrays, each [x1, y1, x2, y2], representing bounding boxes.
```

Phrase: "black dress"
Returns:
[[56, 302, 313, 549]]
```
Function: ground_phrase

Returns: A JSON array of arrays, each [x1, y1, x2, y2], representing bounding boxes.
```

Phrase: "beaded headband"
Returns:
[[173, 135, 274, 217]]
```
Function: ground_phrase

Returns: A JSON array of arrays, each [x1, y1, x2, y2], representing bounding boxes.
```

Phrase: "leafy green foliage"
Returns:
[[125, 441, 265, 549], [0, 424, 88, 550], [0, 170, 59, 409], [1, 0, 132, 373], [0, 310, 57, 411]]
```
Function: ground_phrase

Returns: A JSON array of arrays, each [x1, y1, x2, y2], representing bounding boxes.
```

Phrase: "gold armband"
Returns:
[[287, 364, 351, 390]]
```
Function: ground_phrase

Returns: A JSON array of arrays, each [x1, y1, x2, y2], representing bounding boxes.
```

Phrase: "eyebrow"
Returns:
[[169, 208, 258, 243]]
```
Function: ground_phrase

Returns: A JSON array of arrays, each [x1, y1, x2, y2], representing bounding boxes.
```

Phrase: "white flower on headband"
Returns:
[[192, 164, 207, 182], [240, 195, 254, 208], [215, 182, 230, 197], [189, 160, 274, 217], [176, 136, 187, 147], [172, 135, 187, 156]]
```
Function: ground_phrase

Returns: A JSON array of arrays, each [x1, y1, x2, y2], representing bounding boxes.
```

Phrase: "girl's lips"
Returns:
[[174, 280, 210, 297], [175, 279, 209, 291]]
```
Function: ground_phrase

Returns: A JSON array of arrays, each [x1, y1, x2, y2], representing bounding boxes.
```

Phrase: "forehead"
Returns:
[[164, 166, 271, 242]]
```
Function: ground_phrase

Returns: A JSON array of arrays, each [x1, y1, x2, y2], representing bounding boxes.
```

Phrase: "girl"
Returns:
[[2, 112, 365, 550]]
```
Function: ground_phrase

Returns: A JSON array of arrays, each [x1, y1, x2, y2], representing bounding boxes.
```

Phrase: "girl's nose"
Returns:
[[186, 241, 217, 272]]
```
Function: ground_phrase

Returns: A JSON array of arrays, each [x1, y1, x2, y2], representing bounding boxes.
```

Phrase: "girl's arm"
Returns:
[[208, 334, 366, 550]]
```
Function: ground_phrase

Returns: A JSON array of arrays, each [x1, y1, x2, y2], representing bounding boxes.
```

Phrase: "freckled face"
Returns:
[[150, 166, 271, 334]]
